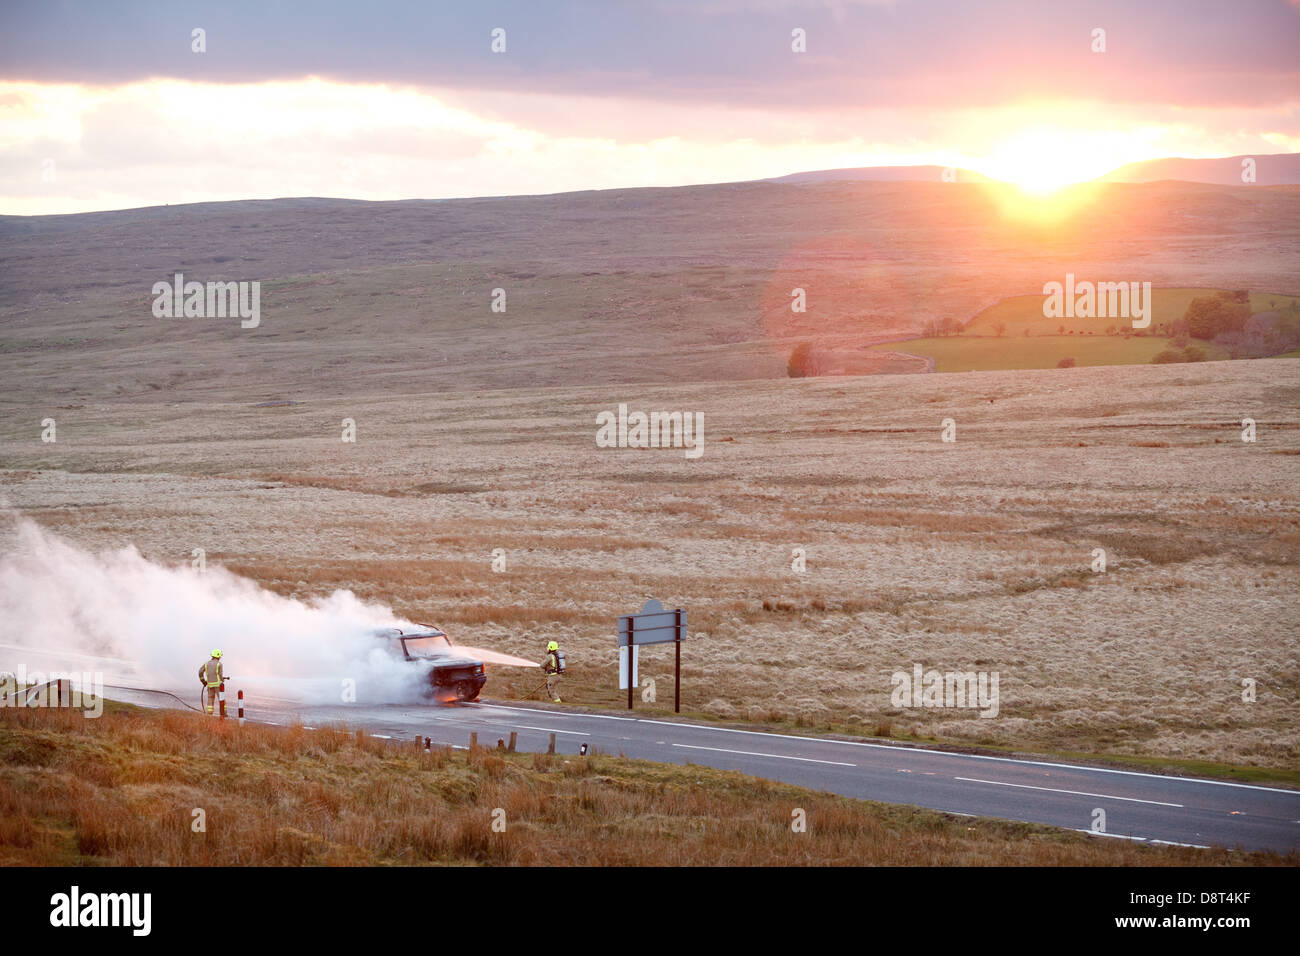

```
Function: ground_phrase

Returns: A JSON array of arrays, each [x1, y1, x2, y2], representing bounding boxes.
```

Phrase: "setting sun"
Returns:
[[976, 126, 1161, 195]]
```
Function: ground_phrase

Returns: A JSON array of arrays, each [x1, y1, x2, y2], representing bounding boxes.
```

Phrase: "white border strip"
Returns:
[[674, 742, 855, 767], [954, 776, 1184, 807]]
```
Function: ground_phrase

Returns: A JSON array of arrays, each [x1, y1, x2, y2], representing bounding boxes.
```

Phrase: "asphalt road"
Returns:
[[117, 688, 1300, 854]]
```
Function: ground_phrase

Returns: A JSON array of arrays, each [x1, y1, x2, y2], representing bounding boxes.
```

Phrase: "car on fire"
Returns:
[[373, 624, 487, 702]]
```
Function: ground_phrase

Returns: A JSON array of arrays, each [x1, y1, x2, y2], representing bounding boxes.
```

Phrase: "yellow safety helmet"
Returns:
[[211, 648, 223, 659], [547, 641, 558, 652]]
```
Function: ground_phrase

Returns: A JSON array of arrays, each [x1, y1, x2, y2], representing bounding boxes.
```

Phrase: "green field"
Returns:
[[868, 334, 1229, 373], [868, 286, 1295, 372], [964, 287, 1300, 338]]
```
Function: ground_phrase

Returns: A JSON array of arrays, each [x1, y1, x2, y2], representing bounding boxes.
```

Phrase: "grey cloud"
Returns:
[[1, 0, 1296, 112]]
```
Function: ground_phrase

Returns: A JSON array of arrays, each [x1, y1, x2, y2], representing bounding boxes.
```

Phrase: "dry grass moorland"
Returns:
[[1, 359, 1296, 770], [0, 179, 1297, 779]]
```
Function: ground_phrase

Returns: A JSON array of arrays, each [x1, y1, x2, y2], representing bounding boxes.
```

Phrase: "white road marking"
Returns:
[[370, 734, 392, 739], [516, 724, 589, 736], [488, 704, 636, 722], [673, 743, 855, 767], [955, 776, 1184, 807], [240, 693, 300, 704], [1150, 839, 1211, 848]]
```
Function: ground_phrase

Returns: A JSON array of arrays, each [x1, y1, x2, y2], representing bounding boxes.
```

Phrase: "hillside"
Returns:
[[766, 165, 991, 184], [1, 180, 1298, 403], [1102, 153, 1300, 186]]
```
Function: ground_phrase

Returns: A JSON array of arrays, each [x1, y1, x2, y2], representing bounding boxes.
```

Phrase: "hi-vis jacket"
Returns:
[[200, 659, 226, 688], [543, 651, 559, 675]]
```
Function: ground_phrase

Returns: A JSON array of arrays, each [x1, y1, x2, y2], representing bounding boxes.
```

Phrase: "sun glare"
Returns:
[[967, 125, 1164, 223], [978, 127, 1139, 196], [980, 178, 1106, 227]]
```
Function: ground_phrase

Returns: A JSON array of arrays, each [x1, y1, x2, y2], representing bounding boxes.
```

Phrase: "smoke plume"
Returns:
[[0, 514, 531, 704]]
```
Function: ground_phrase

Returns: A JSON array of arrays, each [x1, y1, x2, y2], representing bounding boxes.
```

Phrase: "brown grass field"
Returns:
[[2, 704, 1290, 866], [1, 358, 1297, 772]]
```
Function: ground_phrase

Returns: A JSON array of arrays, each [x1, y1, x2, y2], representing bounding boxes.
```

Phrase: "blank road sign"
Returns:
[[617, 599, 686, 646], [616, 599, 686, 713]]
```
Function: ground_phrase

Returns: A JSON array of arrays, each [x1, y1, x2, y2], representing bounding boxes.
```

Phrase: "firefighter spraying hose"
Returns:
[[198, 648, 226, 717], [542, 640, 565, 703], [519, 640, 567, 701]]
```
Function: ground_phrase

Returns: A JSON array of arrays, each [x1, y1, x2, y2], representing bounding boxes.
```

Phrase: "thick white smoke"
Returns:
[[0, 515, 463, 704]]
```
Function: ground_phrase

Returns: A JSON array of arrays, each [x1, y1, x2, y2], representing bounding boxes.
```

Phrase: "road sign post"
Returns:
[[618, 599, 686, 712], [674, 607, 681, 714]]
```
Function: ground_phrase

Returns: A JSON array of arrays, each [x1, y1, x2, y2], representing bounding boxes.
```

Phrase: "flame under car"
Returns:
[[375, 625, 487, 702]]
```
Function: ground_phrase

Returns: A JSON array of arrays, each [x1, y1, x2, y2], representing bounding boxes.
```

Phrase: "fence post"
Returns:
[[508, 731, 517, 752], [547, 732, 556, 755]]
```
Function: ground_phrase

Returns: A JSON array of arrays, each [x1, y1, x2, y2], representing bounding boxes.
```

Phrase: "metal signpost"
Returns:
[[617, 598, 686, 712]]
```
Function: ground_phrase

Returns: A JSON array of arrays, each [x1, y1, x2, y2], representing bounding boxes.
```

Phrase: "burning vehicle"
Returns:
[[374, 625, 487, 702]]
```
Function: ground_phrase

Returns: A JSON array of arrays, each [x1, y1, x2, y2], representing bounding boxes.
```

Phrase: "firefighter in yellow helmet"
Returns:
[[198, 648, 225, 716], [542, 640, 563, 703]]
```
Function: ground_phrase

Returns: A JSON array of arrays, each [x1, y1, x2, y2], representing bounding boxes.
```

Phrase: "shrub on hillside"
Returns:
[[1152, 346, 1209, 364], [788, 342, 818, 377], [1056, 357, 1076, 368]]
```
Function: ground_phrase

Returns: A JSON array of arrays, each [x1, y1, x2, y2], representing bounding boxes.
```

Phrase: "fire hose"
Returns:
[[62, 681, 243, 723], [518, 678, 548, 701], [97, 683, 205, 713]]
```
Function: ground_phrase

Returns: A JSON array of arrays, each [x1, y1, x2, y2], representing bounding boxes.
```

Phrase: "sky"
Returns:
[[1, 0, 1298, 215]]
